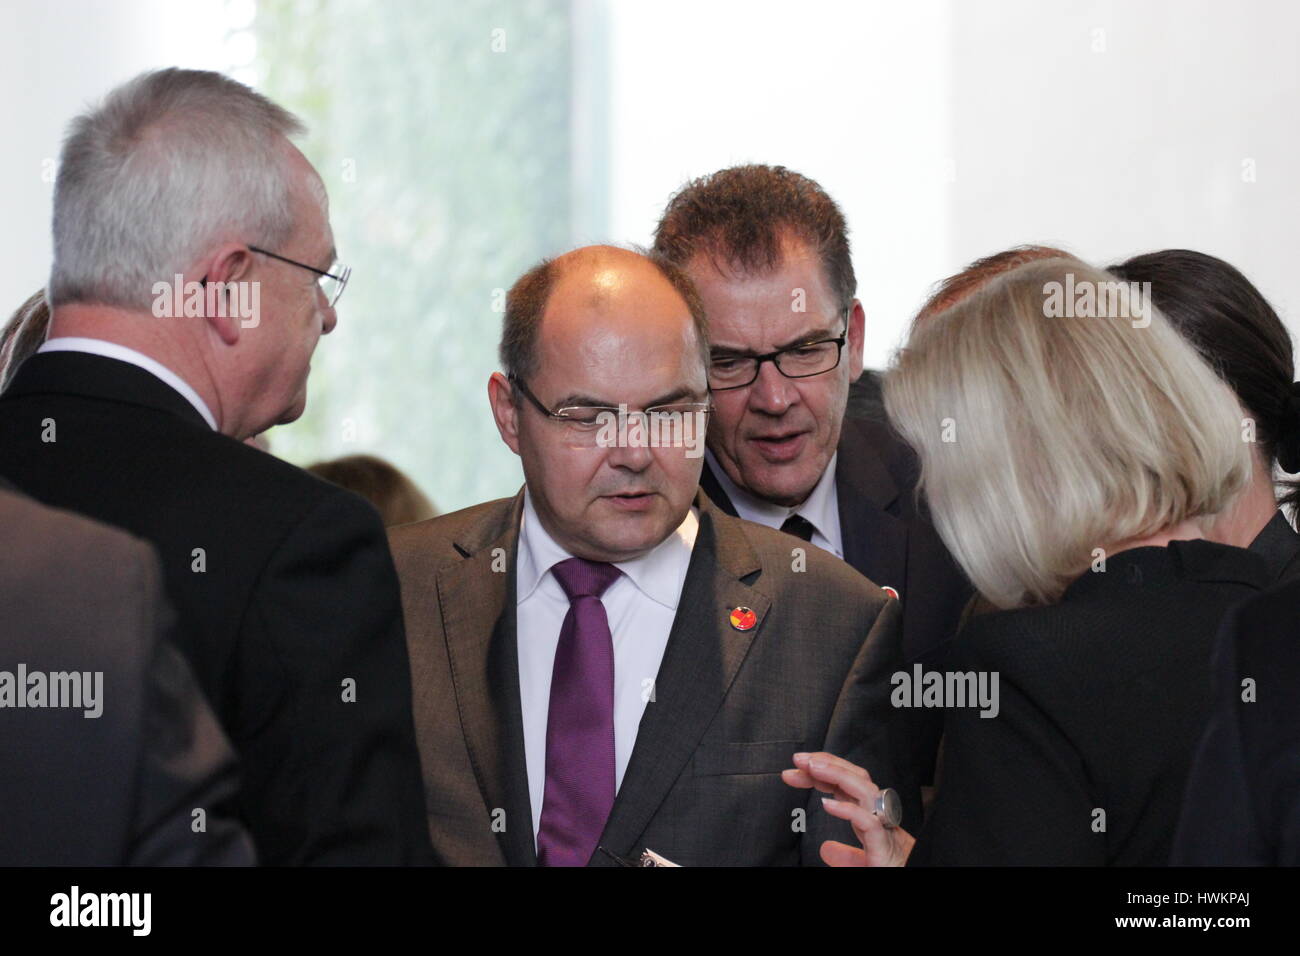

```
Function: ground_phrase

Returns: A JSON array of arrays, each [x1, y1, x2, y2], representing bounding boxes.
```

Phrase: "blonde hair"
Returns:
[[884, 258, 1251, 609]]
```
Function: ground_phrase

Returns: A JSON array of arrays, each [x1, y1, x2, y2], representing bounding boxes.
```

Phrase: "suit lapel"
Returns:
[[698, 459, 740, 517], [834, 418, 909, 594], [438, 493, 537, 866], [702, 422, 908, 593], [592, 494, 770, 862]]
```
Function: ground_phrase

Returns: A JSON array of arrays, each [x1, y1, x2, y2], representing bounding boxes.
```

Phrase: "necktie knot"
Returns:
[[550, 556, 622, 601], [781, 513, 817, 543]]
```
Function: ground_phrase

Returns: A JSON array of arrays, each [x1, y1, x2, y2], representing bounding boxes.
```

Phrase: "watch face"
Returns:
[[880, 788, 902, 827]]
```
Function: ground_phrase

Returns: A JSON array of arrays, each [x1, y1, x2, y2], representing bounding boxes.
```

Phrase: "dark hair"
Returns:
[[499, 247, 709, 390], [1109, 249, 1300, 509], [306, 454, 437, 527], [917, 245, 1073, 321], [652, 164, 856, 312]]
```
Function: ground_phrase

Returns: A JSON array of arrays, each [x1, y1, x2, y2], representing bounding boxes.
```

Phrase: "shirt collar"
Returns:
[[38, 337, 218, 430], [704, 447, 843, 555], [517, 487, 698, 611]]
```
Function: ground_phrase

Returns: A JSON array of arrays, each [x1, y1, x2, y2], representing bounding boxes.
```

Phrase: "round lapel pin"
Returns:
[[881, 586, 900, 600], [729, 606, 757, 631]]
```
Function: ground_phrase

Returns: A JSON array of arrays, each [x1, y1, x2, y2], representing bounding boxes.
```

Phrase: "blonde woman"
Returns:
[[784, 257, 1268, 865]]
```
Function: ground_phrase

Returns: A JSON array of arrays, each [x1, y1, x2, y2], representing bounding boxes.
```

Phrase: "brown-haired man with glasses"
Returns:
[[389, 244, 909, 865], [653, 164, 974, 820]]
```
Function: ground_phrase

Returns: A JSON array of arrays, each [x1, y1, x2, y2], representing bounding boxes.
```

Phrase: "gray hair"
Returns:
[[48, 68, 305, 310]]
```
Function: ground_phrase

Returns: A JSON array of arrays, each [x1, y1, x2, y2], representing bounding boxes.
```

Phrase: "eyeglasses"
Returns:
[[508, 374, 712, 449], [708, 320, 849, 391], [249, 245, 351, 307]]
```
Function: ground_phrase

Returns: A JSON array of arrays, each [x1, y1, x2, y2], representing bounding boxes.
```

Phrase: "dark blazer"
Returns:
[[700, 413, 972, 798], [388, 489, 910, 865], [1248, 509, 1300, 584], [909, 541, 1269, 866], [0, 483, 253, 865], [0, 352, 429, 865], [1171, 578, 1300, 865], [844, 369, 886, 424]]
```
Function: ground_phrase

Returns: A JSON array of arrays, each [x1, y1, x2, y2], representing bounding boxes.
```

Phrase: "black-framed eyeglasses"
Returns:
[[249, 245, 351, 307], [708, 323, 849, 391], [507, 373, 712, 449]]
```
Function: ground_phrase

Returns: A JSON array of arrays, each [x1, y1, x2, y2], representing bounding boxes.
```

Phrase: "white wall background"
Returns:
[[602, 0, 1300, 370], [0, 0, 251, 315]]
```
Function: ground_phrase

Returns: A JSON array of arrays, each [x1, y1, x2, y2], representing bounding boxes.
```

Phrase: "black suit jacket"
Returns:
[[389, 490, 911, 865], [910, 541, 1269, 866], [0, 352, 429, 865], [1248, 509, 1300, 584], [1171, 577, 1300, 865], [0, 483, 253, 865]]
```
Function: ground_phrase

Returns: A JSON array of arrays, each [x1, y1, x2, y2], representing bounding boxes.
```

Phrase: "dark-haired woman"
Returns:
[[1111, 250, 1300, 582]]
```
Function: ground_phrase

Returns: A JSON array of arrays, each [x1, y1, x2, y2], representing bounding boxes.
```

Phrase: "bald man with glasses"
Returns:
[[389, 245, 910, 866]]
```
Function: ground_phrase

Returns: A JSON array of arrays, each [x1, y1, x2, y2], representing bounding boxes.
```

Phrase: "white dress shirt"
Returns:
[[515, 489, 698, 843], [38, 336, 217, 430], [704, 448, 844, 559]]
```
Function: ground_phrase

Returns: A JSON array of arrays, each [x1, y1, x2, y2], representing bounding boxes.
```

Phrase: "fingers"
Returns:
[[781, 767, 857, 805], [821, 795, 877, 833], [823, 797, 915, 867], [791, 751, 878, 805]]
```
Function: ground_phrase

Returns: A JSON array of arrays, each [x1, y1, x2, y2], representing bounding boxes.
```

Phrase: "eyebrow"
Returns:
[[319, 247, 337, 273], [554, 385, 706, 408], [710, 326, 840, 357]]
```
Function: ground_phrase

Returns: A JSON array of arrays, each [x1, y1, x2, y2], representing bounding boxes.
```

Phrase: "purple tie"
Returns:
[[535, 557, 623, 867]]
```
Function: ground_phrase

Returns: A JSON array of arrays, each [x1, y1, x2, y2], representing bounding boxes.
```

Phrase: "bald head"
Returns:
[[499, 244, 708, 389]]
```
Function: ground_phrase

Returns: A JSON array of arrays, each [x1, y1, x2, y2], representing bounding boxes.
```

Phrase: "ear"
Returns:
[[847, 298, 866, 381], [197, 243, 256, 347], [488, 372, 522, 456]]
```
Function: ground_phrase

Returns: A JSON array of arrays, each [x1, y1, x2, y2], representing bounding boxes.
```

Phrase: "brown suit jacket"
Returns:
[[389, 489, 910, 866]]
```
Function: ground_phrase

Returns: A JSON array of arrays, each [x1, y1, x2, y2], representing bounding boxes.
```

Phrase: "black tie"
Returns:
[[781, 514, 817, 543]]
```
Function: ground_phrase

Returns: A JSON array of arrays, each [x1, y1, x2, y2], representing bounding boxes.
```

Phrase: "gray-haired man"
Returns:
[[0, 69, 428, 864]]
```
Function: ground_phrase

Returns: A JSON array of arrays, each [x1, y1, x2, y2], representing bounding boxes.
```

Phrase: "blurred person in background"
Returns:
[[0, 479, 252, 865], [308, 453, 438, 526], [0, 290, 49, 392], [783, 257, 1268, 865], [1171, 576, 1300, 865]]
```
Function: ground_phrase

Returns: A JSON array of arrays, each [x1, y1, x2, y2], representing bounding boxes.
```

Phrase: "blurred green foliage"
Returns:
[[255, 0, 573, 513]]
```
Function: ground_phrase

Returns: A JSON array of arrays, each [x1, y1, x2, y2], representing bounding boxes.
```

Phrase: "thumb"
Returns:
[[820, 840, 869, 867]]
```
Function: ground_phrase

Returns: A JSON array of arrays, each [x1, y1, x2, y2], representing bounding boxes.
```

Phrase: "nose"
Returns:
[[603, 419, 655, 473], [320, 298, 338, 335], [747, 359, 797, 415]]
